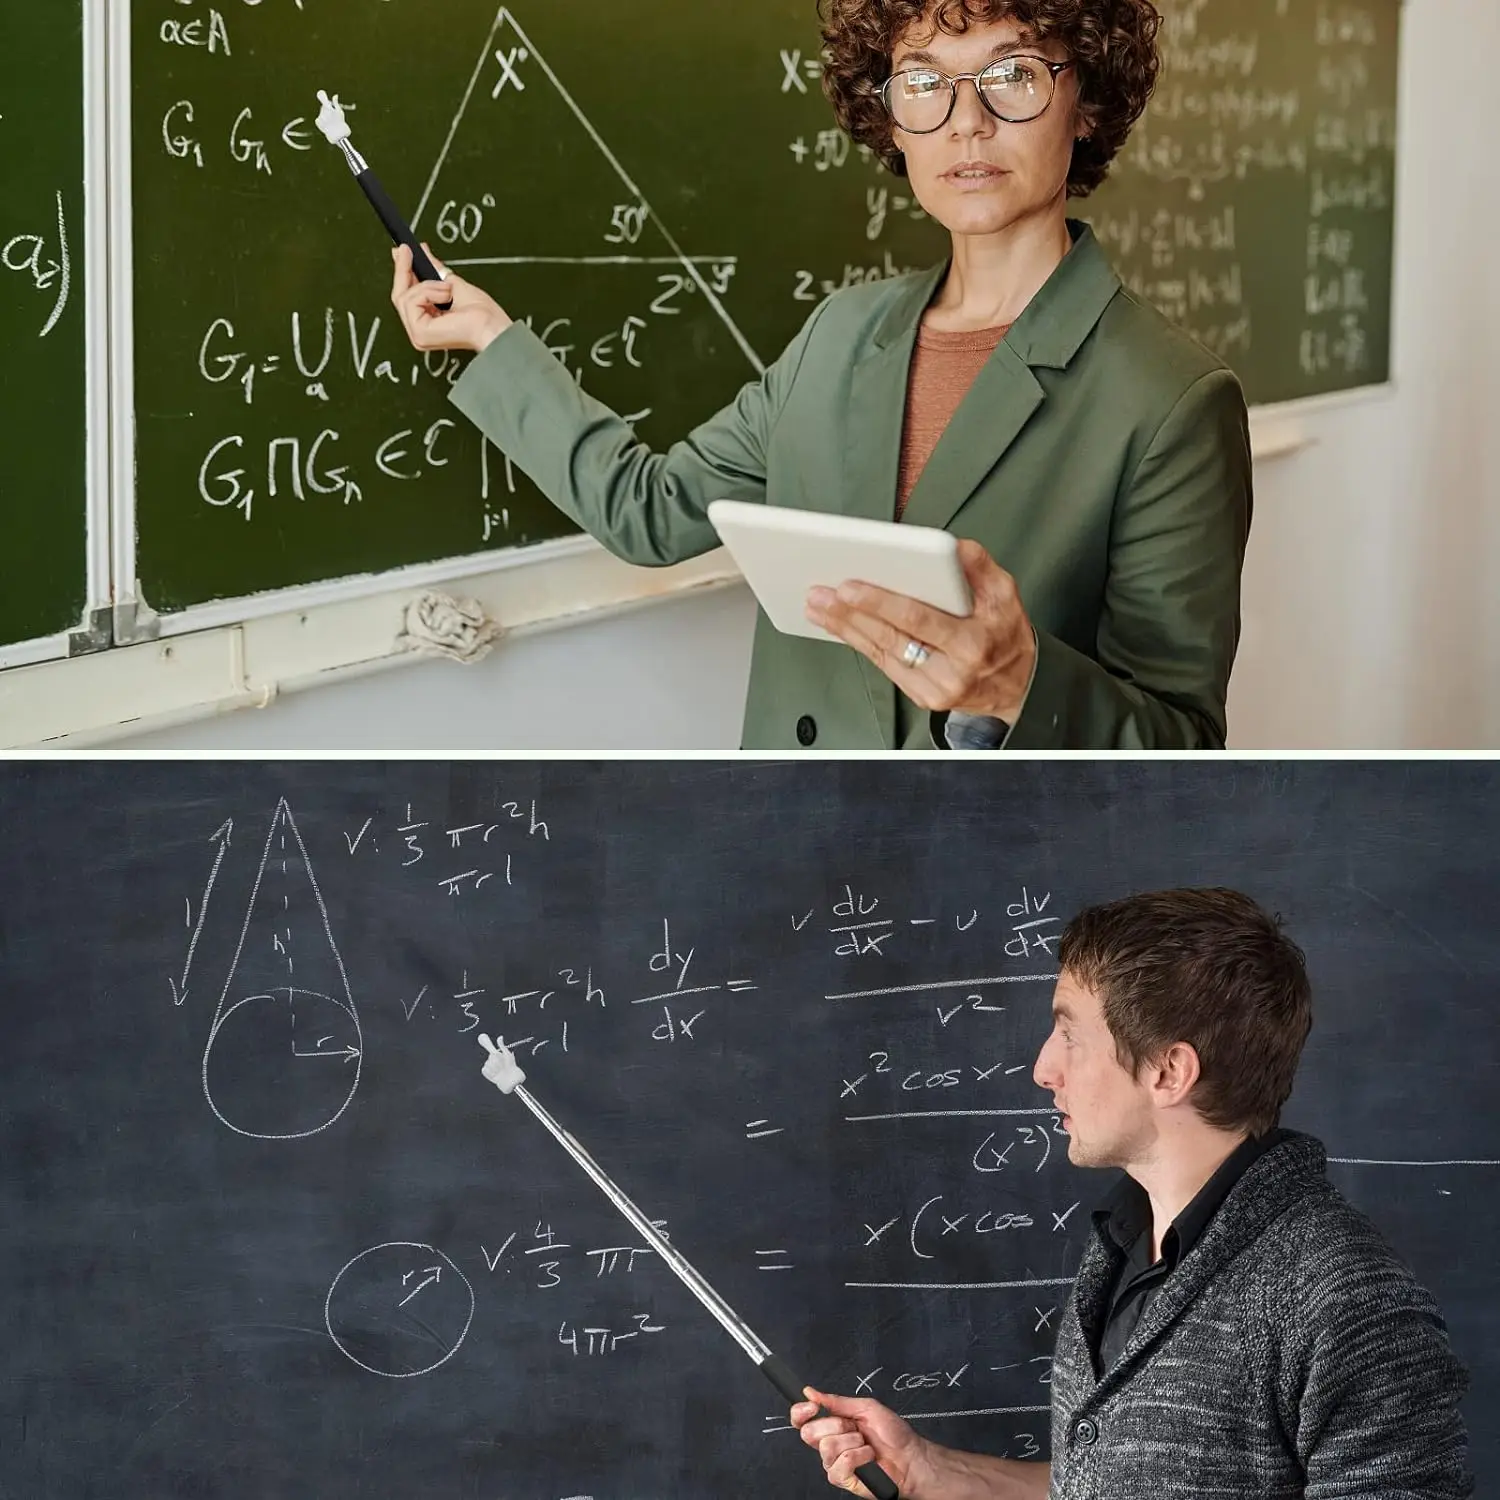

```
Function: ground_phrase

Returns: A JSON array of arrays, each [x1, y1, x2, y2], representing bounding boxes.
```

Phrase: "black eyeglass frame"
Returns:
[[880, 56, 1075, 133]]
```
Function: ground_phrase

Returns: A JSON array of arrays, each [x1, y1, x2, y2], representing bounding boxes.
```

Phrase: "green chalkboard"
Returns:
[[1085, 0, 1399, 402], [129, 0, 1398, 617], [1, 0, 88, 651]]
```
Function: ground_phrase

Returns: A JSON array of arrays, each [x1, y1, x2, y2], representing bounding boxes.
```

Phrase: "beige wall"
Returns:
[[1228, 0, 1500, 748]]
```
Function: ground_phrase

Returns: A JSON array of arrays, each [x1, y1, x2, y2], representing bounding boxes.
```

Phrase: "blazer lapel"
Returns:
[[901, 223, 1124, 535], [898, 347, 1045, 533], [838, 264, 944, 523]]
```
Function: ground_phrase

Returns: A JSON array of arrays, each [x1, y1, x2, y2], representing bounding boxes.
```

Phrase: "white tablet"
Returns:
[[707, 500, 972, 641]]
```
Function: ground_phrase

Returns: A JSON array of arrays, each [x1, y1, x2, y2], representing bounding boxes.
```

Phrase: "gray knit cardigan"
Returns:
[[1048, 1132, 1473, 1498]]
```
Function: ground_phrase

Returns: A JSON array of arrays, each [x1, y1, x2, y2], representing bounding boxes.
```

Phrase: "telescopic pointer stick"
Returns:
[[477, 1034, 900, 1500], [313, 90, 449, 294]]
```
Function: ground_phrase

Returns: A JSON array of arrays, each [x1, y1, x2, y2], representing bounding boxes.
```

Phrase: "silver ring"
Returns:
[[902, 638, 931, 669]]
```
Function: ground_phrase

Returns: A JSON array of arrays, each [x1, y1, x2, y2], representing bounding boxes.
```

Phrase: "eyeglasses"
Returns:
[[880, 56, 1074, 133]]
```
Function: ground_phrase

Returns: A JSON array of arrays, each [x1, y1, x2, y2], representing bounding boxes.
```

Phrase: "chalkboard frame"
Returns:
[[0, 0, 112, 671]]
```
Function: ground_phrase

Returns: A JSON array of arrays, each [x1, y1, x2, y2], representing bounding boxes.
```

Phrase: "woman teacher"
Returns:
[[391, 0, 1251, 750]]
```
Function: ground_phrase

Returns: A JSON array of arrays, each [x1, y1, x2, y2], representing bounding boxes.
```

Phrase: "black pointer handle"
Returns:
[[358, 168, 447, 288], [760, 1354, 900, 1499]]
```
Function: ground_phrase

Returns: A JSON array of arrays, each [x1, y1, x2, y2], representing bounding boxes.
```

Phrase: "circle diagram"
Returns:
[[325, 1242, 475, 1378], [204, 987, 362, 1139]]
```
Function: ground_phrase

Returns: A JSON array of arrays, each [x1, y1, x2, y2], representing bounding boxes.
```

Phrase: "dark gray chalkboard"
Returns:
[[2, 762, 1492, 1498]]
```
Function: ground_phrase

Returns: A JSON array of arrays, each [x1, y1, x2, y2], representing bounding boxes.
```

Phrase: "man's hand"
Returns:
[[794, 1385, 1053, 1500], [805, 540, 1037, 724], [792, 1387, 934, 1498], [389, 242, 512, 354]]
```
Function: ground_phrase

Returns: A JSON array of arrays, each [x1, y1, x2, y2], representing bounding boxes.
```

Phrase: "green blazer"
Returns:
[[450, 222, 1252, 750]]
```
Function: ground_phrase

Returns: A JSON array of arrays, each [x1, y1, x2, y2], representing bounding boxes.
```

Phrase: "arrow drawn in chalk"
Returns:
[[398, 1265, 443, 1307], [292, 1042, 362, 1063], [175, 819, 234, 1004]]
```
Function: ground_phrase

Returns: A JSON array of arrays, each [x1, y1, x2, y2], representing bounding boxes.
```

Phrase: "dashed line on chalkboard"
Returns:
[[826, 975, 1056, 1000]]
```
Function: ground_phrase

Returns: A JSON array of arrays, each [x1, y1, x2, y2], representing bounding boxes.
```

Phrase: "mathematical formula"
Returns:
[[1091, 0, 1393, 376]]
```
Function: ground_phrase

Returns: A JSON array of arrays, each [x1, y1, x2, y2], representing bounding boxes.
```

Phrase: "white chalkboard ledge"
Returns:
[[0, 540, 739, 748], [0, 409, 1324, 749]]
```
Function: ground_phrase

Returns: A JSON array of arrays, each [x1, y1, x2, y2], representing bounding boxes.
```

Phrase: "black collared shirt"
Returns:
[[1093, 1128, 1292, 1375]]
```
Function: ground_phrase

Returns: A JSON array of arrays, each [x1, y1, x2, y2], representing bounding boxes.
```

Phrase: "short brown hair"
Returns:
[[1058, 888, 1313, 1136], [818, 0, 1162, 195]]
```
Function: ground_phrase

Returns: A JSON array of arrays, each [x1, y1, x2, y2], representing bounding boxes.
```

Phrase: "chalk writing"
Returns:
[[342, 796, 552, 897], [479, 1218, 670, 1292], [1089, 0, 1394, 382], [198, 798, 363, 1140], [558, 1313, 666, 1357], [630, 917, 757, 1046], [1, 189, 71, 339]]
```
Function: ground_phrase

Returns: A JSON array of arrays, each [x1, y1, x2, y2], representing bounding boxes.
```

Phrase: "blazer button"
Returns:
[[796, 715, 817, 747], [1072, 1417, 1098, 1446]]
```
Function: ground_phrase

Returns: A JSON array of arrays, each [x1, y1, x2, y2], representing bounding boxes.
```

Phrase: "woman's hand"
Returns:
[[792, 1387, 934, 1498], [806, 539, 1038, 724], [389, 242, 513, 354]]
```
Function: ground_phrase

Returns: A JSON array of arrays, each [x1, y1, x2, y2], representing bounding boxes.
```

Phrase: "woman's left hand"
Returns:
[[806, 539, 1038, 724]]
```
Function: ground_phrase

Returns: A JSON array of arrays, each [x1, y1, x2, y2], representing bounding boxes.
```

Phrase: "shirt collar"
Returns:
[[1091, 1127, 1296, 1269]]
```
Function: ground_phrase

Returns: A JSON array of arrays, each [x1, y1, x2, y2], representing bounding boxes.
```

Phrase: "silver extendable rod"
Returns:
[[477, 1035, 902, 1499], [509, 1078, 773, 1365], [335, 138, 369, 176]]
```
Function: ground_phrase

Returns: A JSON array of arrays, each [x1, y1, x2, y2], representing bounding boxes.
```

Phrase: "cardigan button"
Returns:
[[796, 715, 817, 747], [1072, 1417, 1098, 1446]]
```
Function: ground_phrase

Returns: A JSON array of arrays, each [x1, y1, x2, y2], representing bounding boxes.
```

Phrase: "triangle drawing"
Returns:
[[411, 5, 764, 375]]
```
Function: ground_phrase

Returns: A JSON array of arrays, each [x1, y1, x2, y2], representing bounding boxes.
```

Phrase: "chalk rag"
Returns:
[[398, 590, 504, 664]]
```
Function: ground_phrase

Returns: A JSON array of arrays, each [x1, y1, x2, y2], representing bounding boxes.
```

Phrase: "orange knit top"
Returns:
[[895, 320, 1012, 520]]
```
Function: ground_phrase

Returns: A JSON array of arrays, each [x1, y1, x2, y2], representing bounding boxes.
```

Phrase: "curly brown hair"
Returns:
[[818, 0, 1161, 196]]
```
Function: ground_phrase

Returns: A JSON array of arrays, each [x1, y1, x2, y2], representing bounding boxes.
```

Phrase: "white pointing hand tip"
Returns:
[[479, 1034, 527, 1094], [314, 90, 352, 146]]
